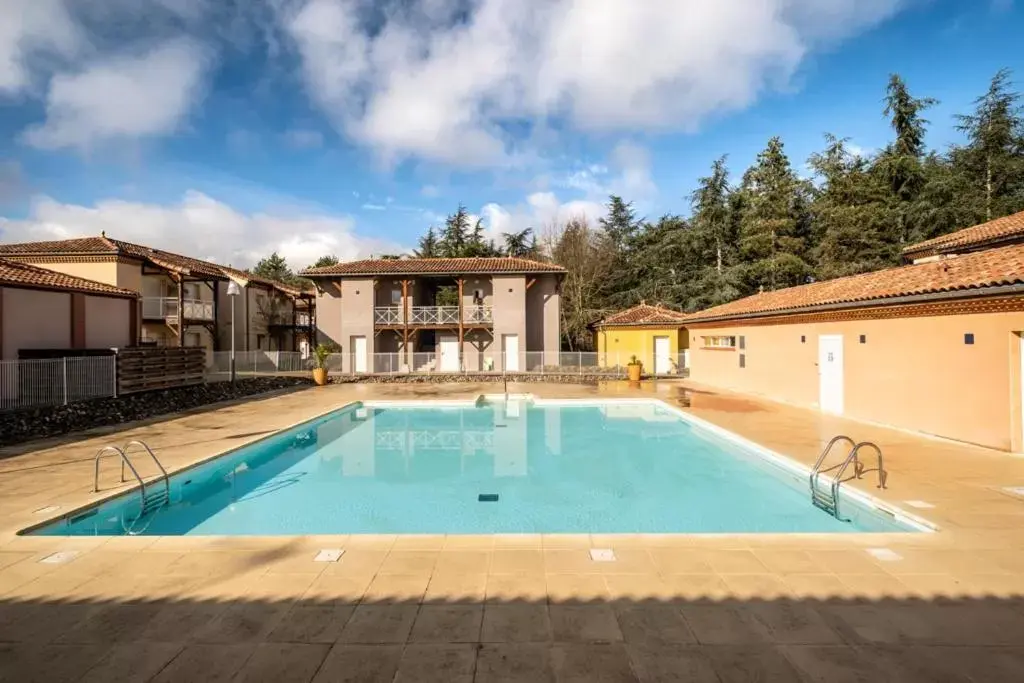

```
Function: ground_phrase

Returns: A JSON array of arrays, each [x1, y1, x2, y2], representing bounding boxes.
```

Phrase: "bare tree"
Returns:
[[549, 215, 614, 351]]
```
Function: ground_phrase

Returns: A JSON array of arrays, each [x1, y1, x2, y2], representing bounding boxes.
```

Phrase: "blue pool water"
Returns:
[[30, 400, 916, 535]]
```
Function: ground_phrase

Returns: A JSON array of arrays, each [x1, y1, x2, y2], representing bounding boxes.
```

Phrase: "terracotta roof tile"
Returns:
[[684, 241, 1024, 324], [302, 257, 566, 277], [903, 210, 1024, 258], [0, 258, 138, 298], [0, 235, 305, 298], [595, 302, 687, 327]]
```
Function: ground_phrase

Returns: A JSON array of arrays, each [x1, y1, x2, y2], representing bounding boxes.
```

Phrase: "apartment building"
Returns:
[[0, 235, 314, 354], [302, 257, 565, 373]]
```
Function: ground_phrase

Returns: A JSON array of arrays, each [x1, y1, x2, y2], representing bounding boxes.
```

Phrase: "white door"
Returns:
[[503, 334, 520, 372], [352, 336, 367, 373], [818, 335, 844, 414], [653, 336, 671, 375], [439, 336, 460, 371]]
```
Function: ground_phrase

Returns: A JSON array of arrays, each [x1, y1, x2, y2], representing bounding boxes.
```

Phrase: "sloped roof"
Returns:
[[594, 302, 688, 328], [0, 258, 138, 298], [684, 241, 1024, 324], [903, 210, 1024, 259], [0, 235, 305, 298], [302, 257, 566, 277]]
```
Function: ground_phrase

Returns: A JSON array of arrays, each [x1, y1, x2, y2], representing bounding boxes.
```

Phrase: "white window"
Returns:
[[391, 288, 402, 305], [702, 335, 737, 349]]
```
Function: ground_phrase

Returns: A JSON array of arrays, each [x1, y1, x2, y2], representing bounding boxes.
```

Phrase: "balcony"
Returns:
[[142, 297, 214, 322], [374, 305, 493, 327]]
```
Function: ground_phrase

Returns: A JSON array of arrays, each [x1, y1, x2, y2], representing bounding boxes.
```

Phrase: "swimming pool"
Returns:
[[29, 398, 924, 535]]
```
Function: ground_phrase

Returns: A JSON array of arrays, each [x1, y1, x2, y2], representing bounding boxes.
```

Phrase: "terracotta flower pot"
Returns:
[[312, 368, 328, 386], [627, 363, 642, 382]]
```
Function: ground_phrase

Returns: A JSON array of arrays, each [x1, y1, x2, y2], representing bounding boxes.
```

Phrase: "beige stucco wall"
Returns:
[[115, 261, 143, 291], [84, 295, 131, 348], [526, 274, 560, 361], [492, 275, 526, 369], [14, 259, 120, 287], [314, 283, 342, 349], [688, 309, 1024, 452], [340, 278, 375, 372], [1, 288, 71, 359]]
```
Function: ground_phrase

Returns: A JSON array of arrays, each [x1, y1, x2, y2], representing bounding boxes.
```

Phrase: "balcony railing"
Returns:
[[374, 305, 493, 326], [142, 297, 214, 321]]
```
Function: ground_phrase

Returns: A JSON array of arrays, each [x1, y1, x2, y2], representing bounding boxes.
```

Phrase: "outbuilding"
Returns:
[[592, 302, 689, 374], [684, 211, 1024, 452]]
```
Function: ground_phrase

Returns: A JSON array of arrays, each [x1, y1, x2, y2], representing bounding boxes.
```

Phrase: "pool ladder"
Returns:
[[809, 436, 887, 519], [94, 440, 170, 519]]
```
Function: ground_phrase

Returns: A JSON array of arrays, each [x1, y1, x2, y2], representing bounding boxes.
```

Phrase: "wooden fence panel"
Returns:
[[117, 347, 206, 394]]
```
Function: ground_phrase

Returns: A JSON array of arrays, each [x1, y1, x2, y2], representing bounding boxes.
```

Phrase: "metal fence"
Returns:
[[0, 356, 118, 412], [205, 350, 690, 379]]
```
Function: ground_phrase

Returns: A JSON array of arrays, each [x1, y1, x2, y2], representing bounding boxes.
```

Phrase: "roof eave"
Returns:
[[683, 283, 1024, 325]]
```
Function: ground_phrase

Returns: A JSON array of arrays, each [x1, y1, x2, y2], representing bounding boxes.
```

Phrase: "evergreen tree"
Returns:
[[953, 68, 1024, 223], [875, 74, 938, 245], [251, 252, 296, 284], [598, 195, 642, 306], [439, 205, 471, 257], [503, 228, 534, 257], [311, 254, 339, 268], [736, 137, 812, 293], [810, 135, 894, 278], [416, 227, 440, 257], [685, 156, 740, 308]]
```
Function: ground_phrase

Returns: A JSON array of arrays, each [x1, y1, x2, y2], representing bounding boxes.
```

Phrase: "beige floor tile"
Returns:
[[322, 549, 387, 576], [192, 602, 291, 644], [493, 534, 543, 549], [393, 643, 477, 683], [626, 643, 719, 683], [435, 550, 492, 574], [813, 550, 890, 575], [424, 572, 488, 603], [149, 643, 255, 682], [409, 604, 483, 643], [746, 602, 845, 645], [378, 550, 439, 576], [602, 573, 676, 602], [720, 574, 789, 599], [487, 573, 548, 602], [679, 603, 773, 645], [700, 550, 769, 574], [614, 603, 697, 645], [549, 642, 638, 683], [475, 643, 554, 683], [482, 604, 553, 642], [339, 604, 418, 644], [0, 642, 112, 683], [752, 549, 827, 574], [56, 603, 162, 644], [547, 573, 611, 602], [443, 535, 495, 550], [139, 603, 229, 642], [233, 642, 331, 683], [703, 644, 803, 683], [244, 573, 318, 602], [544, 549, 601, 574], [303, 573, 373, 605], [79, 642, 185, 683], [549, 604, 623, 642], [659, 574, 731, 601], [649, 549, 714, 574], [391, 535, 446, 551], [311, 644, 402, 683], [361, 573, 429, 604], [491, 549, 545, 574], [780, 645, 890, 683], [541, 534, 593, 549], [595, 548, 657, 574], [781, 573, 850, 599], [267, 604, 355, 643]]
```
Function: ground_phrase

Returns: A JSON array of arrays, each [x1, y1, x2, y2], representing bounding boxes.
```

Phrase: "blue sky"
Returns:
[[1, 0, 1022, 269]]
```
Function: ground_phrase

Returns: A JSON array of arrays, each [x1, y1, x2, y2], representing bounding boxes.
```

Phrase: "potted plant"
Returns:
[[312, 343, 330, 386], [627, 354, 642, 381]]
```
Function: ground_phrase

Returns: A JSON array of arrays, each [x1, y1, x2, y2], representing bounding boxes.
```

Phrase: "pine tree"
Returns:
[[953, 68, 1024, 223], [251, 252, 295, 284], [598, 195, 641, 306], [439, 205, 471, 257], [810, 135, 895, 278], [736, 137, 812, 293], [416, 227, 440, 257], [503, 228, 534, 257], [875, 74, 938, 245], [311, 254, 339, 269]]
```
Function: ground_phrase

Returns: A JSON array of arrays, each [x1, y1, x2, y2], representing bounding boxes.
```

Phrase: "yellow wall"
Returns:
[[595, 327, 687, 372]]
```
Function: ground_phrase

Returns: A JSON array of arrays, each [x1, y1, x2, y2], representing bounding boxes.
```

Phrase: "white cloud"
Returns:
[[420, 185, 440, 198], [0, 191, 403, 269], [0, 0, 81, 95], [479, 191, 604, 243], [21, 38, 210, 150], [362, 203, 387, 211], [280, 0, 906, 165]]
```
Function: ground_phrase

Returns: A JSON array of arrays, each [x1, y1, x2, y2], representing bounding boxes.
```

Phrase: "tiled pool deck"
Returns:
[[2, 380, 1024, 681]]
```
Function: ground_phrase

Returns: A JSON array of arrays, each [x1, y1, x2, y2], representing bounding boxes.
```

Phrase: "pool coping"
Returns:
[[16, 394, 936, 537]]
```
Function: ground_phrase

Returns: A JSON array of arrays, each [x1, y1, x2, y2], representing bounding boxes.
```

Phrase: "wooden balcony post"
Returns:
[[176, 276, 185, 346], [212, 281, 221, 351], [401, 279, 410, 365], [457, 278, 464, 369]]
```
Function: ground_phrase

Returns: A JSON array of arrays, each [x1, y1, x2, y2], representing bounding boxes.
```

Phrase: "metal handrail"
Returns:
[[94, 446, 146, 496], [809, 435, 856, 489], [124, 440, 170, 499], [827, 441, 887, 519]]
